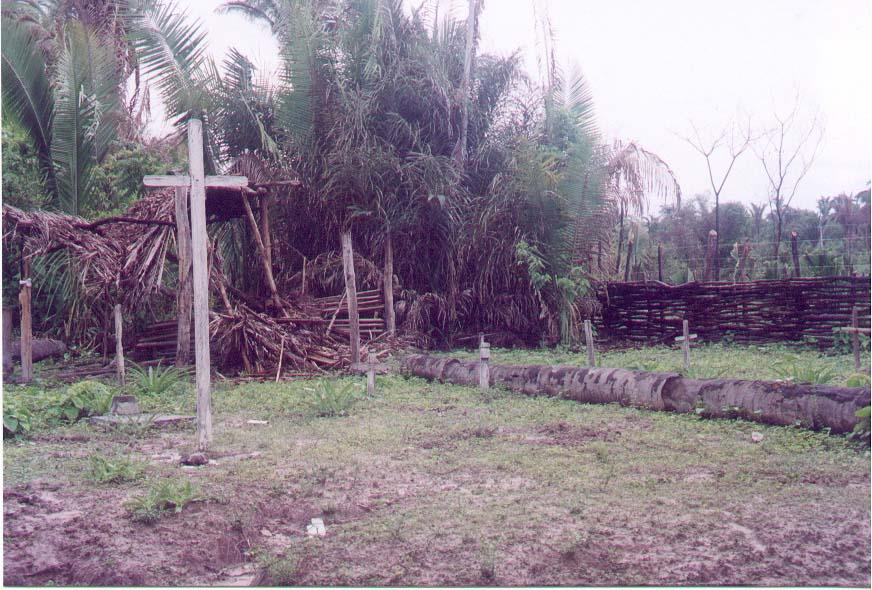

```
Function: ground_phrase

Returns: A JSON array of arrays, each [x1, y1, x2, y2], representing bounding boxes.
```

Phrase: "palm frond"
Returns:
[[1, 15, 56, 195]]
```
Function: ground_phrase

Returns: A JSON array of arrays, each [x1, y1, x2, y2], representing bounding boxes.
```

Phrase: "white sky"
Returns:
[[163, 0, 872, 211]]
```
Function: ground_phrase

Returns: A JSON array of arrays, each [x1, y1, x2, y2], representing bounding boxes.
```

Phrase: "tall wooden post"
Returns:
[[188, 118, 212, 450], [790, 231, 801, 278], [114, 304, 125, 385], [584, 320, 596, 367], [384, 233, 396, 335], [851, 307, 861, 371], [624, 239, 634, 282], [479, 341, 490, 391], [3, 307, 13, 379], [175, 186, 193, 366], [19, 255, 32, 383], [657, 244, 663, 283], [340, 230, 361, 364]]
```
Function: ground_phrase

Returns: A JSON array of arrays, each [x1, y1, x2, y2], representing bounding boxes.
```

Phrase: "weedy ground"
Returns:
[[2, 344, 870, 586]]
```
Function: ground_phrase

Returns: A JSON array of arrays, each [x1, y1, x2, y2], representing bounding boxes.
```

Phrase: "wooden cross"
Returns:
[[833, 307, 869, 371], [675, 319, 697, 372], [143, 118, 247, 451]]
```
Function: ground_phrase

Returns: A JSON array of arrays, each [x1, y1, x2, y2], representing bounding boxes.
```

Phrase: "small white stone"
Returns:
[[247, 420, 269, 425], [751, 432, 764, 443], [306, 518, 326, 536], [260, 528, 273, 537]]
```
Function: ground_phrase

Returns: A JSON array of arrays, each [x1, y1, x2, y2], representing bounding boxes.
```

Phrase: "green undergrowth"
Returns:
[[436, 342, 867, 386]]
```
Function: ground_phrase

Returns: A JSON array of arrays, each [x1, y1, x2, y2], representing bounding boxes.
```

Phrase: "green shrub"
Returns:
[[306, 380, 360, 417], [773, 362, 835, 385], [129, 362, 189, 397], [124, 479, 199, 524], [845, 373, 871, 388], [849, 406, 870, 446], [87, 454, 145, 484], [3, 398, 32, 437], [46, 380, 113, 423]]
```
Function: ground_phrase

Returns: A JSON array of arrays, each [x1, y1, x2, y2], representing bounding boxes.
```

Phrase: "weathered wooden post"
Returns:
[[790, 231, 801, 278], [681, 319, 690, 372], [624, 239, 634, 282], [19, 254, 32, 383], [657, 243, 663, 282], [3, 307, 13, 379], [478, 341, 490, 391], [366, 352, 376, 396], [383, 234, 396, 335], [584, 319, 596, 367], [340, 231, 361, 364], [114, 304, 125, 385], [851, 307, 861, 371], [174, 186, 193, 366], [188, 118, 212, 450], [704, 230, 717, 281]]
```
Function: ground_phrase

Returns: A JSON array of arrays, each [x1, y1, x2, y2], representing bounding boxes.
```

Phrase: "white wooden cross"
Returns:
[[675, 319, 697, 373], [143, 118, 247, 451]]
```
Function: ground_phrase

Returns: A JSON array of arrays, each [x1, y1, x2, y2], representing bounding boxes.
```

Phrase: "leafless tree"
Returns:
[[753, 97, 824, 260], [680, 116, 752, 279]]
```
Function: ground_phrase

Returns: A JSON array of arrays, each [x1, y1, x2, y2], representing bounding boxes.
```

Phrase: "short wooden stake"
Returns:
[[852, 307, 861, 371], [479, 341, 490, 391], [790, 231, 801, 278], [3, 307, 13, 379], [19, 256, 32, 383], [657, 243, 663, 282], [275, 336, 285, 382], [584, 320, 596, 367], [366, 352, 376, 396], [114, 304, 125, 385], [682, 319, 690, 372]]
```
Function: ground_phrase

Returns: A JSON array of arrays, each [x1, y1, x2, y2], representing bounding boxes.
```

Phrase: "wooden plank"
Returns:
[[175, 186, 193, 366], [341, 231, 361, 364], [114, 304, 125, 385], [143, 175, 248, 188], [187, 119, 213, 451]]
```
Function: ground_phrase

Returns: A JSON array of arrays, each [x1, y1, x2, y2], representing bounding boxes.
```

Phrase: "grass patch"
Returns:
[[86, 453, 145, 484], [436, 342, 864, 385], [124, 479, 199, 524]]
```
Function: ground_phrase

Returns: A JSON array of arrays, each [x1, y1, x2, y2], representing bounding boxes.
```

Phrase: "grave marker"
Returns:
[[143, 118, 247, 451], [675, 319, 697, 372], [479, 341, 490, 391]]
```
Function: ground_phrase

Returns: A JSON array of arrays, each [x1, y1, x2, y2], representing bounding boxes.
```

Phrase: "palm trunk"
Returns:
[[453, 0, 478, 167]]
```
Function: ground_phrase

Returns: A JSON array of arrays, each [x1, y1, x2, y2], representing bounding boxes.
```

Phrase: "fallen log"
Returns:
[[400, 355, 870, 434], [11, 339, 67, 363]]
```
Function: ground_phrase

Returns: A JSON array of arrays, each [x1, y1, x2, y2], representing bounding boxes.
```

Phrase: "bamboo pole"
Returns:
[[341, 230, 361, 364]]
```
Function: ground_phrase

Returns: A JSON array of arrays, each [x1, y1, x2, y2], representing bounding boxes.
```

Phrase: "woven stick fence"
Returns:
[[598, 276, 871, 345]]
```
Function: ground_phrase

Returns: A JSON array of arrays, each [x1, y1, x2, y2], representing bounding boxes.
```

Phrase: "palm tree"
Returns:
[[816, 196, 832, 249]]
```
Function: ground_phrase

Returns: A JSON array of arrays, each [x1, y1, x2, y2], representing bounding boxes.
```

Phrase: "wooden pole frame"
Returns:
[[114, 304, 125, 385], [19, 254, 32, 383], [175, 186, 193, 366]]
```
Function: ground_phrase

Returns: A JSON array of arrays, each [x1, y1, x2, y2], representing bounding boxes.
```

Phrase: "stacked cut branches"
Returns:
[[598, 276, 871, 345]]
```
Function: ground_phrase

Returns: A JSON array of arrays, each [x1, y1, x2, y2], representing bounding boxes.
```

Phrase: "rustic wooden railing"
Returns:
[[597, 276, 871, 345]]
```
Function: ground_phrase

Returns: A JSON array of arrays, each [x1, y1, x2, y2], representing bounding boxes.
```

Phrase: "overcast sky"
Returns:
[[171, 0, 871, 212]]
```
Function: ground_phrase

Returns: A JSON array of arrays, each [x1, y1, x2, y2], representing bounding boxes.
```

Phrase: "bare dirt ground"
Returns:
[[3, 375, 870, 586]]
